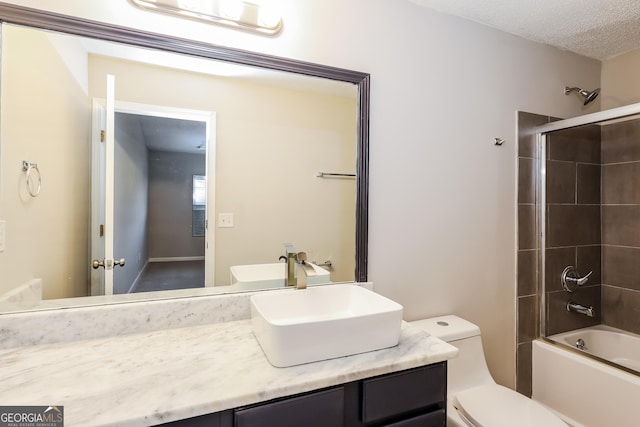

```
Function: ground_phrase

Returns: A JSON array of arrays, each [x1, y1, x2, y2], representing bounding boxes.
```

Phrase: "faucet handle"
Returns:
[[296, 252, 307, 263], [561, 266, 593, 293], [573, 270, 593, 286]]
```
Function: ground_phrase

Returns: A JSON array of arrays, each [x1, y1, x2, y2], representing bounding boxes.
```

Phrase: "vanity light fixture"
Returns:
[[128, 0, 283, 35]]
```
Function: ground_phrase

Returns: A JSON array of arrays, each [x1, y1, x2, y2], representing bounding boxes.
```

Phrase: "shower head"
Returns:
[[564, 86, 600, 106]]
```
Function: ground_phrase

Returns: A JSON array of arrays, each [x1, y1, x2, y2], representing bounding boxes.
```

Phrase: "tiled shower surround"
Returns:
[[516, 111, 640, 396], [544, 123, 602, 335], [601, 119, 640, 333]]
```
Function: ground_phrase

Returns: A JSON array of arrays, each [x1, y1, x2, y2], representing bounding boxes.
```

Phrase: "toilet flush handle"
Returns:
[[561, 266, 593, 293]]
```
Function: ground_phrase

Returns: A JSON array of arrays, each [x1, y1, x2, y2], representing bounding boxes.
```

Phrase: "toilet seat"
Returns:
[[454, 384, 567, 427]]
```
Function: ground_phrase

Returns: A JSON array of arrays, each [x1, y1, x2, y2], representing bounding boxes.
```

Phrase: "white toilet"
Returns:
[[410, 315, 567, 427]]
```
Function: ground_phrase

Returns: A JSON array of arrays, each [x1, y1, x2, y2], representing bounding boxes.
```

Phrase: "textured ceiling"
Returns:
[[410, 0, 640, 60], [125, 114, 207, 155]]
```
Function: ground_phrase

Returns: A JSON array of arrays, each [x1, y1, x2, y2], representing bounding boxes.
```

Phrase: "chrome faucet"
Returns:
[[561, 266, 593, 293], [283, 243, 306, 290], [566, 301, 595, 317]]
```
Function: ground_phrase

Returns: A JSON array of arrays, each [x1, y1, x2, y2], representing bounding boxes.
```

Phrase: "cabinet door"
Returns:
[[235, 387, 345, 427], [361, 363, 445, 424], [383, 409, 445, 427], [159, 410, 232, 426]]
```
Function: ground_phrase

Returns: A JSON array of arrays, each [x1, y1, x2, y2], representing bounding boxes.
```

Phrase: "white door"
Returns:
[[90, 100, 106, 296], [90, 74, 117, 295]]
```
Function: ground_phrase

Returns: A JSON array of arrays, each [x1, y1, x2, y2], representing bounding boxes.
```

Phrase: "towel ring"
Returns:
[[22, 160, 41, 197]]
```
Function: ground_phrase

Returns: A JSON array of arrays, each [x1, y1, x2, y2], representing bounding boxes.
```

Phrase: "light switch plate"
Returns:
[[218, 213, 234, 228], [0, 220, 5, 252]]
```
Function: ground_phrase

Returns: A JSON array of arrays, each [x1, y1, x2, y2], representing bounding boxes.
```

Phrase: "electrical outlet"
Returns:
[[218, 213, 234, 228], [0, 220, 5, 252]]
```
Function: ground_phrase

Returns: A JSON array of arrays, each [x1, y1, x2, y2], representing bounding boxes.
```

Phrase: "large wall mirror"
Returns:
[[0, 3, 369, 314]]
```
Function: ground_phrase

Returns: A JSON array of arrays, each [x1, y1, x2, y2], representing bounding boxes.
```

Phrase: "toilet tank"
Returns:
[[410, 315, 495, 393], [409, 315, 480, 341]]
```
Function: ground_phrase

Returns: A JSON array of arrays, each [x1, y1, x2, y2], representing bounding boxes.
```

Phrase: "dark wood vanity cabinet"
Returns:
[[160, 362, 446, 427], [235, 387, 346, 427], [160, 411, 233, 427], [359, 363, 446, 426]]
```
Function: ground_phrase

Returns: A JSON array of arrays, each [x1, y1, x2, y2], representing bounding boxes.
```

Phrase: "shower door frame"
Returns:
[[534, 101, 640, 339]]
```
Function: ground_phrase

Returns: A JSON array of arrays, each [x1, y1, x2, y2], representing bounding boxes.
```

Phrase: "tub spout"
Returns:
[[566, 301, 595, 317]]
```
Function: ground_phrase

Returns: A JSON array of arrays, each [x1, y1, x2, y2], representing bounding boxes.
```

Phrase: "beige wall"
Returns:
[[0, 0, 603, 387], [602, 48, 640, 108], [0, 25, 91, 299], [88, 55, 357, 286]]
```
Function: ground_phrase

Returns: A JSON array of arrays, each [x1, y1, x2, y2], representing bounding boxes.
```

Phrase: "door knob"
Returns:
[[91, 258, 125, 269]]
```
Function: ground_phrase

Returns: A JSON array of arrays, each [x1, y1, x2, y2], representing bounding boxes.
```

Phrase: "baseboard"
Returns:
[[127, 260, 150, 294], [148, 256, 205, 263]]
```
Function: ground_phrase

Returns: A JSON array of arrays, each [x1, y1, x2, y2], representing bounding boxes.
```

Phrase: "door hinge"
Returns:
[[99, 224, 105, 237], [205, 219, 208, 230], [100, 130, 105, 142]]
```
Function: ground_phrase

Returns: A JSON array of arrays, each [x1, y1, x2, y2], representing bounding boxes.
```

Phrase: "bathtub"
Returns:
[[533, 327, 640, 427], [550, 325, 640, 372]]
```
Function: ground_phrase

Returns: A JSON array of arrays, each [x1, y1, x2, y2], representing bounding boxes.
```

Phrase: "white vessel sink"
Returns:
[[230, 263, 286, 289], [230, 262, 331, 289], [250, 284, 403, 367]]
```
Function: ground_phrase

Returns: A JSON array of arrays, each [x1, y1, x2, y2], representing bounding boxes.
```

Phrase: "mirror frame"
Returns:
[[0, 3, 369, 293]]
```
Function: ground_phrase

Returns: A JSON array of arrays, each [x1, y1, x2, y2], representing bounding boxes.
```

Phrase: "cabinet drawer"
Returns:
[[362, 363, 445, 424], [235, 387, 344, 427], [383, 409, 445, 427], [159, 410, 232, 426]]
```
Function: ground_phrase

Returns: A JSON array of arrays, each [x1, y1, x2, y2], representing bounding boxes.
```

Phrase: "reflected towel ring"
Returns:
[[22, 160, 41, 197]]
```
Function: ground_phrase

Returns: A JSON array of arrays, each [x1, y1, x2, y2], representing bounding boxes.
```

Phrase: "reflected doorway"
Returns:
[[91, 100, 216, 295]]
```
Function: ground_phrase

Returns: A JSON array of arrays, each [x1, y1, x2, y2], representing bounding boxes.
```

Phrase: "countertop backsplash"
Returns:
[[0, 282, 374, 349]]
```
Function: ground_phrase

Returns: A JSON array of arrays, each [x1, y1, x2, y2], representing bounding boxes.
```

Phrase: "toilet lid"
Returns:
[[454, 384, 567, 427]]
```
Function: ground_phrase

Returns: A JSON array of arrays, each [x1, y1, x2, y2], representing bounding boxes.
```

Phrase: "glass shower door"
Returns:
[[536, 105, 640, 374]]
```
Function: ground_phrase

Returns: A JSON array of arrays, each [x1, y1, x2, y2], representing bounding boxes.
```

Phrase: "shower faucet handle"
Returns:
[[561, 266, 593, 293]]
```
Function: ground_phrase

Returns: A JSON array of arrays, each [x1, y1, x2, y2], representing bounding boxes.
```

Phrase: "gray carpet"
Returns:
[[131, 260, 205, 293]]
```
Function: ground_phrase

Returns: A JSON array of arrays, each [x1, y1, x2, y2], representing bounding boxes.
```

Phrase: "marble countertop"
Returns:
[[0, 319, 458, 426]]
